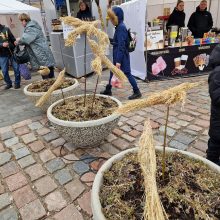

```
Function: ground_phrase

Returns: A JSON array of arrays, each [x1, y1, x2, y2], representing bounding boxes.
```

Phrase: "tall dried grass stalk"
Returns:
[[115, 82, 202, 114], [37, 66, 50, 76], [138, 119, 167, 220], [107, 8, 118, 26], [35, 69, 65, 107], [98, 6, 105, 31], [91, 57, 102, 75]]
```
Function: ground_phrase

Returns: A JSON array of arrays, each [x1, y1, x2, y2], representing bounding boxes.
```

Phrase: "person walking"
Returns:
[[0, 23, 20, 89], [101, 6, 142, 100], [16, 13, 55, 79], [188, 0, 213, 38], [207, 44, 220, 166]]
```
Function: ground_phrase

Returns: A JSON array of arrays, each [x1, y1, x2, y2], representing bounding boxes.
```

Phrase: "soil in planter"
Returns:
[[100, 152, 220, 220], [27, 79, 75, 92], [52, 95, 118, 121]]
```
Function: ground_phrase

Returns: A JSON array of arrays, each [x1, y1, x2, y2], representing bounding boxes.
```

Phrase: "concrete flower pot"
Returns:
[[23, 78, 79, 112], [91, 146, 220, 220], [47, 94, 122, 148]]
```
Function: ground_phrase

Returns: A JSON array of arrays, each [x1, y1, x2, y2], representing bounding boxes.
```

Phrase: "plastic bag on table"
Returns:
[[111, 75, 123, 88], [19, 64, 31, 80]]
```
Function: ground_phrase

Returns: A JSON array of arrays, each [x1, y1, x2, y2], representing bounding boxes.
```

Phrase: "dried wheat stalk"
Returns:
[[91, 56, 102, 75], [38, 66, 50, 76], [35, 69, 65, 107], [115, 82, 203, 114], [107, 8, 118, 26], [138, 119, 167, 220]]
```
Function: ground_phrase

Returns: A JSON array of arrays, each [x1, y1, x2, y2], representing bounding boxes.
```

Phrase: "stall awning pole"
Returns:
[[65, 0, 71, 16]]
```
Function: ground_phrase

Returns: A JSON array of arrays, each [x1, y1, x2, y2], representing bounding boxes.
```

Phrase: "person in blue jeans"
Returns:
[[0, 24, 20, 89], [101, 6, 142, 100]]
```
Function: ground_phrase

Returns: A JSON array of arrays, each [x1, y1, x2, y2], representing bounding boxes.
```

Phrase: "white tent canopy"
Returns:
[[0, 0, 44, 37]]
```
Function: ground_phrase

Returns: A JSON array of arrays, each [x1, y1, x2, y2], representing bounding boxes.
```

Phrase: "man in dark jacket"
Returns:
[[76, 1, 92, 20], [0, 24, 20, 89], [101, 7, 141, 100], [207, 44, 220, 166], [187, 0, 213, 38]]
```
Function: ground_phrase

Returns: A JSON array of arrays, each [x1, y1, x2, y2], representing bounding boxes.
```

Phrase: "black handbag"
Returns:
[[13, 45, 30, 64]]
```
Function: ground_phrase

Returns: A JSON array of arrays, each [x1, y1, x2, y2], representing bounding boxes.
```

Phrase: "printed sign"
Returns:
[[147, 30, 164, 50]]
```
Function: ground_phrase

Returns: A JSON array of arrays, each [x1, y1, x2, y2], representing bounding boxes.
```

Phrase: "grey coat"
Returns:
[[19, 20, 55, 70]]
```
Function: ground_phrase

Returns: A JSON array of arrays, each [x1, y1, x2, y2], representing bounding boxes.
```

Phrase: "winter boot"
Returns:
[[128, 90, 142, 100], [100, 85, 112, 96]]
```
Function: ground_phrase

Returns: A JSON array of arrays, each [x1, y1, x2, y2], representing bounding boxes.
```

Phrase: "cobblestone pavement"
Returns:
[[0, 72, 210, 219]]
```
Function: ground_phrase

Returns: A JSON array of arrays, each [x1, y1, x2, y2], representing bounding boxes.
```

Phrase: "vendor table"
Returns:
[[146, 43, 218, 81]]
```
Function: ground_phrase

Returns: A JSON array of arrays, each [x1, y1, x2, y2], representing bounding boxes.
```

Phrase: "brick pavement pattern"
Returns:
[[0, 73, 211, 219]]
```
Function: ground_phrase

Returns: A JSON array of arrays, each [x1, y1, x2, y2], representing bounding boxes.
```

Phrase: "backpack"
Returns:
[[127, 29, 137, 53], [13, 45, 30, 64]]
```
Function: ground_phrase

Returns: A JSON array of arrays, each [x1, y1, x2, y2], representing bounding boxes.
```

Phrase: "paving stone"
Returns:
[[14, 126, 30, 136], [25, 164, 46, 181], [34, 176, 57, 196], [169, 140, 188, 151], [167, 123, 181, 130], [0, 126, 12, 135], [176, 120, 189, 127], [29, 140, 45, 153], [9, 143, 25, 151], [120, 125, 132, 132], [101, 143, 120, 155], [126, 120, 138, 127], [18, 155, 36, 168], [53, 204, 84, 220], [90, 160, 105, 171], [105, 134, 117, 142], [19, 199, 46, 220], [202, 130, 208, 136], [0, 161, 19, 178], [36, 127, 51, 136], [45, 191, 67, 212], [0, 207, 18, 220], [39, 149, 56, 163], [178, 115, 194, 122], [174, 133, 196, 145], [21, 133, 37, 144], [128, 130, 141, 138], [197, 108, 209, 114], [77, 191, 92, 216], [112, 138, 130, 150], [12, 119, 32, 129], [193, 141, 207, 153], [159, 126, 176, 137], [74, 149, 86, 157], [62, 154, 78, 164], [0, 152, 11, 166], [0, 184, 4, 195], [0, 131, 15, 141], [80, 172, 96, 183], [46, 158, 65, 173], [121, 134, 136, 142], [187, 147, 206, 157], [73, 161, 90, 175], [0, 193, 12, 210], [150, 120, 160, 129], [12, 185, 37, 209], [155, 118, 166, 125], [5, 172, 28, 191], [187, 110, 201, 116], [64, 142, 79, 152], [169, 110, 178, 116], [119, 116, 128, 122], [0, 143, 4, 153], [183, 129, 198, 136], [4, 137, 19, 148], [52, 146, 68, 157], [13, 147, 30, 160], [50, 138, 66, 148], [54, 169, 73, 185], [130, 115, 145, 123], [80, 154, 96, 164], [65, 179, 85, 201], [43, 132, 60, 142], [28, 122, 43, 130], [199, 115, 210, 121], [187, 125, 203, 132], [134, 124, 144, 132], [112, 128, 124, 136]]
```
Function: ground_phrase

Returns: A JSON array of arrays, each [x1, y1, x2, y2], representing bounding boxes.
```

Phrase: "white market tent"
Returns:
[[0, 0, 44, 37]]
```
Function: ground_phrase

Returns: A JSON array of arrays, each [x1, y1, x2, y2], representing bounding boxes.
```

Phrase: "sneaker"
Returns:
[[128, 91, 142, 100], [14, 84, 21, 89], [4, 84, 12, 90]]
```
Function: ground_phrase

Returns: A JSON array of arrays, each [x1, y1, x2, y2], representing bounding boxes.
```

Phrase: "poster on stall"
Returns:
[[147, 30, 164, 50], [62, 22, 74, 40]]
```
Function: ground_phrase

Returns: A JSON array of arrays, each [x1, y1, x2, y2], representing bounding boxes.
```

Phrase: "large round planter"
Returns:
[[47, 94, 122, 148], [23, 78, 79, 112], [91, 146, 220, 220]]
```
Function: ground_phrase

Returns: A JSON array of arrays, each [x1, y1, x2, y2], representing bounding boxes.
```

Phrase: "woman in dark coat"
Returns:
[[101, 7, 141, 100], [76, 1, 92, 20], [166, 0, 185, 31], [207, 44, 220, 165]]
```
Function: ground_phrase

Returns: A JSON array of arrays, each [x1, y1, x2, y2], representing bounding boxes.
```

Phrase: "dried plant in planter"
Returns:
[[37, 66, 50, 76]]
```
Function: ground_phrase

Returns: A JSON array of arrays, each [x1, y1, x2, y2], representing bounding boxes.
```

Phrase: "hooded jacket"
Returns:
[[187, 6, 213, 38], [19, 20, 55, 70], [76, 4, 92, 20], [208, 45, 220, 139], [166, 8, 185, 31], [112, 7, 130, 73], [0, 25, 16, 57]]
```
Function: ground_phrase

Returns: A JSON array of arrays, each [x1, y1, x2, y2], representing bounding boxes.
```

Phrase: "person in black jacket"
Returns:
[[0, 24, 20, 89], [207, 44, 220, 166], [76, 1, 92, 20], [166, 0, 185, 31], [187, 0, 213, 38]]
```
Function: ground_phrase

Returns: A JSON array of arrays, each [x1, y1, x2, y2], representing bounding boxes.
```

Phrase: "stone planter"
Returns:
[[91, 146, 220, 220], [23, 78, 79, 112], [47, 94, 122, 148]]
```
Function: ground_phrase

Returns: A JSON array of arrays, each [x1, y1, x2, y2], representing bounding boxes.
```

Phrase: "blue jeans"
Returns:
[[0, 56, 20, 86], [109, 71, 139, 93]]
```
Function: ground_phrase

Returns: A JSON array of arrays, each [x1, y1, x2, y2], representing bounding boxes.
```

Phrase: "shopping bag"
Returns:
[[111, 75, 123, 88], [19, 64, 31, 80]]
